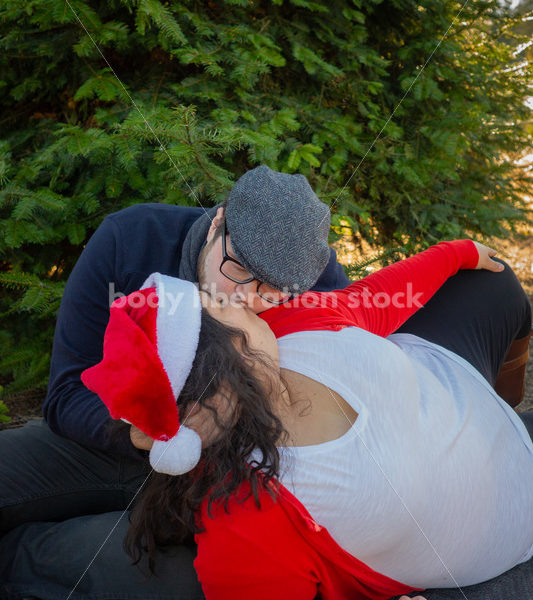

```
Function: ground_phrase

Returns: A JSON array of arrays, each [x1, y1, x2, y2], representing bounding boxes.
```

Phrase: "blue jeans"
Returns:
[[0, 419, 203, 600], [1, 259, 532, 600]]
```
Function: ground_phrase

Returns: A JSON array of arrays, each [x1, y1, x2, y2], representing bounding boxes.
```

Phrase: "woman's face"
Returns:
[[199, 291, 280, 370]]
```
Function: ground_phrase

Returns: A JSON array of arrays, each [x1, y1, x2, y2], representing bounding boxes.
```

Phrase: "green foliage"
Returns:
[[343, 247, 410, 281], [0, 271, 63, 398], [0, 383, 9, 423], [1, 0, 532, 400], [0, 403, 9, 424]]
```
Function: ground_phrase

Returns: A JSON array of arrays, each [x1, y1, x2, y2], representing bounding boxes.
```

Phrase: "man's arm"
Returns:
[[43, 216, 140, 458]]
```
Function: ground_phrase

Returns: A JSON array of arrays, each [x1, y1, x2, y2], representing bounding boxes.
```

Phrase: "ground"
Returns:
[[1, 225, 532, 429]]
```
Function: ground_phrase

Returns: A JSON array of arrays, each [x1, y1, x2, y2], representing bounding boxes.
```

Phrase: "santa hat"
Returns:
[[81, 273, 203, 476]]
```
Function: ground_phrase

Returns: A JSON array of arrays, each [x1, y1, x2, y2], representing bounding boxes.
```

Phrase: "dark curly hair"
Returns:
[[114, 306, 288, 574]]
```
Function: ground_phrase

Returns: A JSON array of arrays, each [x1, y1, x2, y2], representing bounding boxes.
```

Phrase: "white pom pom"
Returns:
[[149, 426, 202, 476]]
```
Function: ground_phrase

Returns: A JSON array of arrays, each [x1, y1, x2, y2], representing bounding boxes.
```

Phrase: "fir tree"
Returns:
[[0, 0, 531, 401]]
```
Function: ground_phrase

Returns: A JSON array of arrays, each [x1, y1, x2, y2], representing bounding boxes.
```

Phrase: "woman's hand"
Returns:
[[129, 389, 236, 452], [471, 241, 504, 272], [128, 409, 222, 452], [130, 425, 154, 451]]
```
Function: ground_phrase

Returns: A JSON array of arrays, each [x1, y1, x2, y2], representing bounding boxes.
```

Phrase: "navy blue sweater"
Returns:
[[43, 204, 350, 458]]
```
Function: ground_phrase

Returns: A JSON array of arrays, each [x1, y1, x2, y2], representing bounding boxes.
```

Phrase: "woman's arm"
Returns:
[[194, 494, 319, 600], [333, 239, 483, 337], [263, 240, 502, 339], [193, 474, 427, 600]]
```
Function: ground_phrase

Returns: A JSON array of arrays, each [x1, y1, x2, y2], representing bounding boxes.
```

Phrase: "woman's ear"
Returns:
[[205, 207, 225, 243]]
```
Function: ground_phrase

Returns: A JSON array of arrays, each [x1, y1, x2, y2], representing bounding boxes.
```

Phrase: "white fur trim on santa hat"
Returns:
[[149, 425, 203, 475], [140, 273, 202, 400]]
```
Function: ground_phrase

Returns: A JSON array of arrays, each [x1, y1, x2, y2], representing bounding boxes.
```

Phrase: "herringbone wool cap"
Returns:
[[225, 165, 331, 293]]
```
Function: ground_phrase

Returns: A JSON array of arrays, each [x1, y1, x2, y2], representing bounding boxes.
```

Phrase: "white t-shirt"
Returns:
[[267, 327, 533, 589]]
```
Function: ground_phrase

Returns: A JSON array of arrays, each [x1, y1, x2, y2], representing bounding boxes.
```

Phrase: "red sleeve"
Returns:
[[193, 482, 423, 600], [261, 239, 479, 339], [332, 239, 478, 336], [194, 490, 319, 600]]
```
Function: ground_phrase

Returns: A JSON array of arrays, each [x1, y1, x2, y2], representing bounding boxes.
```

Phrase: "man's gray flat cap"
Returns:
[[225, 165, 330, 293]]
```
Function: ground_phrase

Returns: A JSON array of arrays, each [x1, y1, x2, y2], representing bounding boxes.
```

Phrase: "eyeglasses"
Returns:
[[220, 222, 293, 305]]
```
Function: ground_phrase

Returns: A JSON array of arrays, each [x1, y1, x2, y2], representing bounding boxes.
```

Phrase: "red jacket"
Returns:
[[194, 240, 478, 600]]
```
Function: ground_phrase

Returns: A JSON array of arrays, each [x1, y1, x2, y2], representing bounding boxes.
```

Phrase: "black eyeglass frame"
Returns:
[[219, 221, 294, 306]]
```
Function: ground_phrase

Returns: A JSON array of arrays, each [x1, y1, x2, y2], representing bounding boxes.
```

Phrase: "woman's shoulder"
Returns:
[[280, 369, 359, 447]]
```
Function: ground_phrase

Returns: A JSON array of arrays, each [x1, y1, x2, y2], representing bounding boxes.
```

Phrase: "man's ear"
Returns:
[[205, 207, 225, 243]]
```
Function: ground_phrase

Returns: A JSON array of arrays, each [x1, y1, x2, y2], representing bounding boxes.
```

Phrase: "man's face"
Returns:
[[196, 209, 275, 314]]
